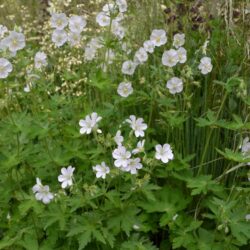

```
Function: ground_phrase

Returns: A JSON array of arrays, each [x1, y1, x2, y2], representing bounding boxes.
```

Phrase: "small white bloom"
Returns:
[[89, 37, 104, 49], [93, 162, 110, 179], [69, 15, 86, 33], [68, 31, 81, 47], [123, 158, 142, 174], [0, 58, 12, 79], [79, 112, 102, 135], [117, 81, 133, 97], [172, 214, 179, 221], [111, 21, 125, 40], [132, 140, 145, 154], [52, 29, 68, 47], [133, 224, 140, 230], [32, 177, 43, 193], [134, 47, 148, 64], [35, 185, 54, 204], [32, 178, 54, 204], [24, 84, 31, 92], [112, 146, 131, 168], [150, 29, 167, 47], [177, 47, 187, 64], [166, 77, 183, 94], [5, 31, 25, 52], [96, 12, 111, 27], [162, 49, 179, 67], [103, 3, 115, 14], [198, 56, 213, 75], [122, 60, 136, 75], [116, 0, 128, 13], [143, 40, 155, 53], [84, 46, 97, 61], [241, 137, 250, 165], [126, 115, 147, 137], [0, 25, 8, 38], [173, 33, 185, 48], [50, 13, 68, 30], [34, 51, 47, 69], [58, 166, 75, 188], [114, 130, 124, 146], [245, 214, 250, 221], [155, 143, 174, 163]]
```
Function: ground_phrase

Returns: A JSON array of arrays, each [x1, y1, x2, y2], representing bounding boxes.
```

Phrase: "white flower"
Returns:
[[122, 60, 136, 75], [24, 84, 31, 92], [103, 3, 115, 14], [177, 47, 187, 64], [50, 13, 68, 30], [112, 146, 131, 168], [58, 166, 75, 188], [162, 49, 179, 67], [245, 214, 250, 221], [126, 115, 147, 137], [34, 51, 47, 69], [93, 162, 110, 179], [166, 77, 183, 94], [114, 130, 124, 146], [32, 177, 43, 193], [123, 158, 142, 174], [132, 140, 145, 154], [35, 185, 54, 204], [0, 25, 8, 38], [0, 58, 12, 79], [89, 37, 104, 49], [79, 112, 102, 135], [134, 47, 148, 64], [241, 137, 250, 165], [143, 40, 155, 53], [155, 144, 174, 163], [116, 0, 128, 13], [117, 81, 133, 97], [5, 31, 25, 52], [173, 33, 185, 48], [111, 21, 125, 40], [68, 31, 81, 47], [52, 29, 68, 47], [198, 56, 213, 75], [32, 178, 54, 204], [96, 12, 111, 27], [69, 15, 86, 33], [84, 46, 97, 61], [150, 29, 167, 47]]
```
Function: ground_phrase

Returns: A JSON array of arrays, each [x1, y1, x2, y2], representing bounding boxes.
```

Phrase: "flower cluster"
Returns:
[[0, 26, 25, 79], [50, 13, 87, 47], [33, 166, 75, 204]]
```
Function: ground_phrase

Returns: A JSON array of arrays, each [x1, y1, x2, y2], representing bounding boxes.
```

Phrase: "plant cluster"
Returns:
[[0, 0, 249, 249]]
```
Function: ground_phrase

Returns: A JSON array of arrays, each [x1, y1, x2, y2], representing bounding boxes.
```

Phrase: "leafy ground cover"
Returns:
[[0, 0, 249, 249]]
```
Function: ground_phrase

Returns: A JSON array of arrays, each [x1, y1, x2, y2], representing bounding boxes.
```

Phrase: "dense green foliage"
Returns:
[[0, 0, 249, 249]]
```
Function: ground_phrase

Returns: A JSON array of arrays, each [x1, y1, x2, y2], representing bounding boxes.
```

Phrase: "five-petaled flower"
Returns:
[[58, 166, 75, 188], [32, 178, 54, 204], [155, 143, 174, 163], [93, 162, 110, 179], [126, 115, 147, 137], [79, 112, 102, 135], [112, 145, 131, 168]]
